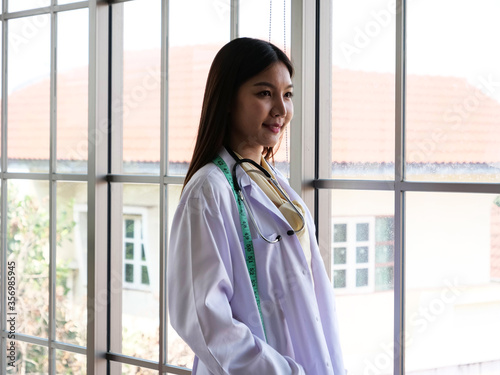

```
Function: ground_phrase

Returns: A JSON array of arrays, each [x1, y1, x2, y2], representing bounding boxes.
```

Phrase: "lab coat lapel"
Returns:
[[218, 148, 293, 232]]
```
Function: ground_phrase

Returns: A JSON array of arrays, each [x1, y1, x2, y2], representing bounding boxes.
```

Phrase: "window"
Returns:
[[332, 217, 375, 292], [123, 214, 150, 289]]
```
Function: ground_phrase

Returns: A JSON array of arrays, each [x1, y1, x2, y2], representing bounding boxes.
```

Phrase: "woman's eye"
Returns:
[[285, 92, 294, 98], [258, 91, 271, 97]]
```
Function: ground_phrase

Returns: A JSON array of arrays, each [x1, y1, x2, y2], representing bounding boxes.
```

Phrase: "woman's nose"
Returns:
[[271, 99, 286, 117]]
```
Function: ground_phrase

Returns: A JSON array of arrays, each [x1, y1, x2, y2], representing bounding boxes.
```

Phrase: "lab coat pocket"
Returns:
[[248, 234, 286, 304]]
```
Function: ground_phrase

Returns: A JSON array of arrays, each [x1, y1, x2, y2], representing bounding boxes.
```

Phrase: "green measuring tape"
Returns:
[[213, 155, 267, 341]]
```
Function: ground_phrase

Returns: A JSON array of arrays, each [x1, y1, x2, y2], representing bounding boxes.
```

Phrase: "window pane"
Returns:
[[125, 219, 134, 238], [356, 223, 369, 241], [333, 223, 347, 242], [141, 265, 150, 285], [57, 9, 89, 173], [125, 243, 134, 260], [375, 266, 393, 291], [406, 1, 500, 182], [8, 15, 51, 172], [125, 264, 134, 283], [56, 182, 87, 345], [56, 350, 86, 374], [8, 180, 49, 338], [406, 192, 500, 373], [239, 0, 292, 176], [168, 0, 230, 175], [9, 0, 49, 12], [376, 216, 394, 241], [332, 190, 394, 375], [334, 247, 347, 264], [333, 269, 346, 288], [118, 0, 162, 175], [110, 184, 160, 362], [356, 268, 369, 287], [356, 246, 369, 263], [376, 245, 394, 263], [167, 185, 195, 368], [6, 342, 48, 374], [330, 0, 395, 179]]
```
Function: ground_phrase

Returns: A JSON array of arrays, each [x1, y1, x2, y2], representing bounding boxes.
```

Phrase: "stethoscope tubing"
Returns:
[[226, 148, 306, 243]]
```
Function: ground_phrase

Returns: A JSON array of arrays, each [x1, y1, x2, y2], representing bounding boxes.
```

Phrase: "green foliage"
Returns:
[[6, 188, 84, 374]]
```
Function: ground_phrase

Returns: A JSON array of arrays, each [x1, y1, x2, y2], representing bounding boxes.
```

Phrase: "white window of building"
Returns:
[[123, 214, 151, 290], [332, 217, 376, 293]]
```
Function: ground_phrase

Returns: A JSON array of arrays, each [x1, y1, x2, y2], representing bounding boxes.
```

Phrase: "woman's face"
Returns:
[[229, 61, 293, 163]]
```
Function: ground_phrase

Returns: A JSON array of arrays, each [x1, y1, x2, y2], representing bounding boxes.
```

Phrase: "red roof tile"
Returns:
[[7, 46, 500, 165]]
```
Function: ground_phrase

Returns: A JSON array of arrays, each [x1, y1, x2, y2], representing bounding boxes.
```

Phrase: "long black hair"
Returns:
[[183, 37, 294, 189]]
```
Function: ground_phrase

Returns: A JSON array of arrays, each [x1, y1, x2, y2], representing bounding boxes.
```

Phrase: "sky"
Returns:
[[5, 0, 500, 101]]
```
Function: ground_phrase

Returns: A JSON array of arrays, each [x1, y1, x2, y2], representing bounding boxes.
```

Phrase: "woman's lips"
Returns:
[[263, 123, 282, 134]]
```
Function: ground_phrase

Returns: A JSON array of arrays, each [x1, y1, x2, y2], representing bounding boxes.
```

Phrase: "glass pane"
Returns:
[[57, 9, 89, 173], [8, 180, 49, 338], [406, 192, 500, 373], [376, 245, 394, 263], [332, 190, 394, 375], [168, 0, 230, 176], [56, 182, 87, 345], [167, 184, 195, 368], [239, 0, 292, 177], [334, 247, 347, 264], [406, 1, 500, 182], [9, 0, 50, 12], [356, 246, 369, 263], [356, 268, 368, 287], [56, 350, 86, 374], [141, 265, 150, 285], [333, 269, 346, 288], [6, 342, 48, 374], [125, 243, 134, 259], [334, 223, 347, 242], [8, 15, 51, 172], [375, 266, 393, 291], [376, 216, 394, 242], [330, 0, 395, 180], [356, 223, 369, 241], [110, 184, 160, 362], [125, 264, 134, 283], [119, 0, 162, 175], [125, 219, 134, 238]]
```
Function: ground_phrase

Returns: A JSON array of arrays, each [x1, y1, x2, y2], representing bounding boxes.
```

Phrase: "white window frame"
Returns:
[[122, 207, 151, 291], [332, 217, 376, 294]]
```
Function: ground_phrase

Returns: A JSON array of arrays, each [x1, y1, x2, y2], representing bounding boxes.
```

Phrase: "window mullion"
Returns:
[[0, 2, 8, 371], [394, 1, 407, 375], [48, 3, 58, 373]]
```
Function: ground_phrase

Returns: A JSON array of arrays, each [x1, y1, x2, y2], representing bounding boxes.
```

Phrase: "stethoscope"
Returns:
[[226, 147, 305, 244]]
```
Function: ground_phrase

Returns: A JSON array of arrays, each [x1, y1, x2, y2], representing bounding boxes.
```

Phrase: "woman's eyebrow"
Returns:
[[253, 81, 294, 89]]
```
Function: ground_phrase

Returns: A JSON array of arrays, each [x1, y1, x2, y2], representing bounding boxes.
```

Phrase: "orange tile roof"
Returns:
[[7, 45, 500, 165]]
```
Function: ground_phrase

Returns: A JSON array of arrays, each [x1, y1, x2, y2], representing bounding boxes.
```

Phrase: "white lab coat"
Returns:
[[168, 148, 345, 375]]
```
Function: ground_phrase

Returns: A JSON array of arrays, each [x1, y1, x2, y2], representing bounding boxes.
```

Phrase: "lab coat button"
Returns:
[[315, 316, 319, 322], [302, 269, 306, 276]]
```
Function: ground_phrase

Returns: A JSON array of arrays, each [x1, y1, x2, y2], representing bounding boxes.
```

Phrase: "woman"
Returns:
[[168, 37, 345, 375]]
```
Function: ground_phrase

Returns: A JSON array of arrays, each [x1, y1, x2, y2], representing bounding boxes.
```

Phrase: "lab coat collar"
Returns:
[[218, 147, 297, 234]]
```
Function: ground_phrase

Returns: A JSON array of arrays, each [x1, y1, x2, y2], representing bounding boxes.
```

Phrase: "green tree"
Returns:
[[6, 189, 84, 374]]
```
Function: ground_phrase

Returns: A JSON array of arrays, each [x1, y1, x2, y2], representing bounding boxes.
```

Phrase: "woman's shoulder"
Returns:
[[181, 162, 233, 205]]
